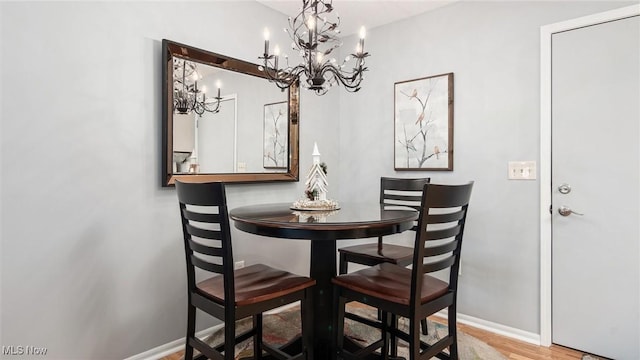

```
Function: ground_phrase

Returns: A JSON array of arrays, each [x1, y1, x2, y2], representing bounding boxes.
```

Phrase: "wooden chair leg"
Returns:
[[390, 313, 398, 358], [409, 318, 421, 360], [184, 304, 196, 360], [448, 305, 458, 360], [421, 318, 428, 335], [339, 253, 348, 275], [381, 311, 391, 360], [335, 294, 347, 357], [302, 293, 314, 360], [253, 314, 263, 359], [224, 318, 235, 360]]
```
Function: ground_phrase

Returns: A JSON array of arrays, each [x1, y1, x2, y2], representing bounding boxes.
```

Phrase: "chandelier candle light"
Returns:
[[173, 59, 223, 116], [259, 0, 369, 95]]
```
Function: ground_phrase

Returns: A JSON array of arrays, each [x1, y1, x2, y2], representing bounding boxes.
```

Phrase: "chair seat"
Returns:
[[197, 264, 316, 306], [338, 243, 414, 265], [332, 263, 449, 305]]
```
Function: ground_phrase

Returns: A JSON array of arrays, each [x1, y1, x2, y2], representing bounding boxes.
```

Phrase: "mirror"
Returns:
[[162, 39, 300, 186]]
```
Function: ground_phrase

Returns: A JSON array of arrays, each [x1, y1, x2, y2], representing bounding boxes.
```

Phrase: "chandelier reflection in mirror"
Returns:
[[259, 0, 369, 95], [173, 58, 222, 116]]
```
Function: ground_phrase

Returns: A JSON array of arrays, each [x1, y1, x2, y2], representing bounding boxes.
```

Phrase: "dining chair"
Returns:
[[337, 176, 430, 334], [333, 182, 473, 360], [338, 177, 430, 274], [176, 181, 316, 360]]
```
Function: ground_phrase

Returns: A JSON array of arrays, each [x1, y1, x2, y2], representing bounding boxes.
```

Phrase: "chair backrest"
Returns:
[[410, 182, 474, 306], [175, 181, 235, 305], [380, 177, 430, 231]]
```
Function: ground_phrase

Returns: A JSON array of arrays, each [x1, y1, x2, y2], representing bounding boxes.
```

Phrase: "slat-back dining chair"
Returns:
[[176, 181, 315, 360], [338, 177, 430, 274], [333, 182, 473, 360], [338, 177, 430, 334]]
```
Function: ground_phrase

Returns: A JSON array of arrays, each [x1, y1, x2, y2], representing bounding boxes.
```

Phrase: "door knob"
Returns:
[[558, 206, 583, 217]]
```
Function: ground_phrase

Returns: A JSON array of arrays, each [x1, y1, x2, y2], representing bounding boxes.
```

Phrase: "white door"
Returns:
[[198, 97, 237, 173], [551, 15, 639, 359]]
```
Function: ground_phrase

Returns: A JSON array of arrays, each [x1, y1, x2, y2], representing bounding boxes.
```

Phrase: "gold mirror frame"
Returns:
[[162, 39, 299, 186]]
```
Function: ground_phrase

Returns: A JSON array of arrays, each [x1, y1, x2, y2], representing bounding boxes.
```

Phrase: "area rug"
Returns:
[[187, 303, 506, 360]]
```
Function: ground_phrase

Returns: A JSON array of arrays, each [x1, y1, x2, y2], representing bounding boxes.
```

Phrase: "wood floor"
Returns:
[[161, 318, 584, 360], [446, 320, 584, 360]]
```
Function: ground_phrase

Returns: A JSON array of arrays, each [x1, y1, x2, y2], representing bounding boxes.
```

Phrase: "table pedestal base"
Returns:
[[309, 240, 338, 360]]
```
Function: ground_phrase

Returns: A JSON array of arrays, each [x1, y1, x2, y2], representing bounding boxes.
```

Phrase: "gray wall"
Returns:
[[0, 1, 633, 359], [336, 0, 632, 334], [0, 2, 339, 359]]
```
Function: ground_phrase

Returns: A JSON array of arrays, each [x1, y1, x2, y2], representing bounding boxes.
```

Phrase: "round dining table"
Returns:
[[229, 202, 418, 360]]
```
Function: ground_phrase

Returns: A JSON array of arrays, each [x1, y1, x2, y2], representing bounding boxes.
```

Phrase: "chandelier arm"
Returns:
[[321, 59, 362, 78], [281, 66, 306, 85], [261, 62, 306, 90], [321, 65, 363, 91], [193, 101, 204, 116], [202, 96, 221, 113], [293, 65, 308, 78], [263, 60, 304, 78]]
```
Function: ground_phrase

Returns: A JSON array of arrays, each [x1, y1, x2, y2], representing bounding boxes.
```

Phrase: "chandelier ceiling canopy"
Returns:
[[259, 0, 369, 95]]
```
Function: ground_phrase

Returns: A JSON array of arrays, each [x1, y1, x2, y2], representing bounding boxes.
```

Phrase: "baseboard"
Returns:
[[123, 324, 223, 360], [434, 310, 541, 345], [124, 302, 301, 360]]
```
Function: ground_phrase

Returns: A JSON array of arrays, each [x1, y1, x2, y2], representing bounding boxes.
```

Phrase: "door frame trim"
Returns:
[[539, 4, 639, 347]]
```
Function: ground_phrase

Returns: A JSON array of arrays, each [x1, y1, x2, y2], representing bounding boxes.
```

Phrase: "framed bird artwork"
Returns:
[[394, 73, 454, 171]]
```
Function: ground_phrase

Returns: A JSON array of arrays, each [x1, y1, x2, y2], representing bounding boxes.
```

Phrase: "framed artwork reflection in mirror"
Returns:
[[263, 101, 288, 169]]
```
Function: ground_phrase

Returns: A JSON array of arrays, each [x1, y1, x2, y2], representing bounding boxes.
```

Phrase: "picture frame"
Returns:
[[394, 72, 454, 171], [263, 101, 289, 169]]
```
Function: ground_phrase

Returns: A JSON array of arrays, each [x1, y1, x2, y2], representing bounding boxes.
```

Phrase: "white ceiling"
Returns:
[[256, 0, 457, 37]]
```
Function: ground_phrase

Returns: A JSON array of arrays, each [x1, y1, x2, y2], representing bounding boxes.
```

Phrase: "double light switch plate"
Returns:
[[508, 161, 537, 180]]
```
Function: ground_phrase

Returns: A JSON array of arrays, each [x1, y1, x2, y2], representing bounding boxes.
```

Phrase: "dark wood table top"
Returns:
[[229, 202, 419, 240]]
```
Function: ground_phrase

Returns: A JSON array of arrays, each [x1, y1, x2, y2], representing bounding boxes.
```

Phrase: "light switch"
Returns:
[[508, 161, 536, 180]]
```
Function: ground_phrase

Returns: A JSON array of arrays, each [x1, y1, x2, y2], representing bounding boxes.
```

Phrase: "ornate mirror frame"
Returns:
[[162, 39, 300, 186]]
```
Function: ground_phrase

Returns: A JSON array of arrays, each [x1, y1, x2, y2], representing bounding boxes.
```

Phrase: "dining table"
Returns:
[[229, 202, 418, 360]]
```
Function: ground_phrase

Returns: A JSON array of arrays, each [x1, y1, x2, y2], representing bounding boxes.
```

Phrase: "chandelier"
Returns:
[[173, 58, 222, 116], [259, 0, 369, 95]]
